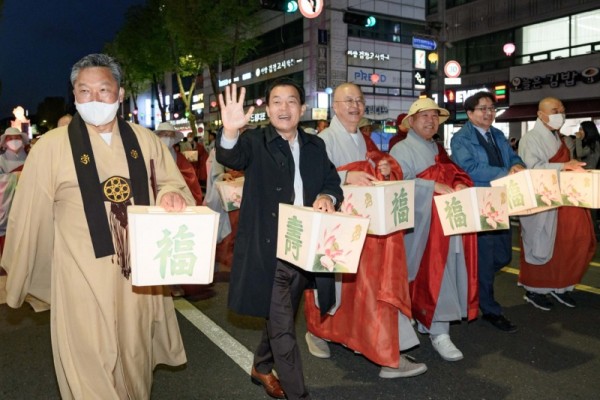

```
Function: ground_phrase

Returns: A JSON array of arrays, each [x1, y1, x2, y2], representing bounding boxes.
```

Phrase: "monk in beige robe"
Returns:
[[1, 54, 194, 400]]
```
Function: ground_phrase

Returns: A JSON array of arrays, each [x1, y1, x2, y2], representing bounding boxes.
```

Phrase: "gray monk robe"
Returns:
[[517, 119, 595, 291], [390, 130, 478, 331]]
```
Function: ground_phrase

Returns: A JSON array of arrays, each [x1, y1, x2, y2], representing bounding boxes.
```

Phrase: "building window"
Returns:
[[347, 18, 426, 45], [522, 17, 569, 57], [448, 9, 600, 71], [226, 18, 304, 68], [571, 9, 600, 47]]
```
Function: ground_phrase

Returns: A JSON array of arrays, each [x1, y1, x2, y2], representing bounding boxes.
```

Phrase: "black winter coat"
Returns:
[[216, 125, 343, 317]]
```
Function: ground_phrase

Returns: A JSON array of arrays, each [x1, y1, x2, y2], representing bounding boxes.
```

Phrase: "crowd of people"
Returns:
[[0, 53, 598, 400]]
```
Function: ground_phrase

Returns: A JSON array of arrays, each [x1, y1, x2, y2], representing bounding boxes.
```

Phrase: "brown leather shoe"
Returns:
[[251, 366, 286, 399]]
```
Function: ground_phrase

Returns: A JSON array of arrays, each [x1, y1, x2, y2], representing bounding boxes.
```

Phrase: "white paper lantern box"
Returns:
[[128, 206, 219, 286], [490, 169, 562, 215], [276, 204, 369, 273], [560, 170, 600, 208], [434, 187, 509, 236], [341, 180, 415, 235], [215, 177, 244, 211]]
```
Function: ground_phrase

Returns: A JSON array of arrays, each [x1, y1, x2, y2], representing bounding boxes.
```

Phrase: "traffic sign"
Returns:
[[444, 60, 462, 78], [299, 0, 323, 18], [412, 36, 437, 51]]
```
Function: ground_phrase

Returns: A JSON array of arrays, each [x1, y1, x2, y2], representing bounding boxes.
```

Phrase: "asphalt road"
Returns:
[[1, 233, 599, 400]]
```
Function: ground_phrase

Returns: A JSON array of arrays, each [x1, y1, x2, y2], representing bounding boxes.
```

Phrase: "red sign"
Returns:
[[444, 61, 462, 78]]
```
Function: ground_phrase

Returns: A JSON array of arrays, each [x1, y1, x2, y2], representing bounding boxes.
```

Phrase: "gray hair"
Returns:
[[70, 54, 122, 87]]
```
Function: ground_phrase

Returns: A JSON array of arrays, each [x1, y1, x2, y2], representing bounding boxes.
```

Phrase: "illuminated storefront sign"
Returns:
[[365, 105, 389, 116], [249, 112, 267, 124], [510, 66, 599, 91], [346, 50, 390, 61], [444, 83, 509, 108], [218, 58, 303, 88], [348, 67, 400, 88]]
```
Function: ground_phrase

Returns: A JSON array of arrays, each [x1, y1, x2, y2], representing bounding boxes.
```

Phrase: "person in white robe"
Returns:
[[305, 82, 426, 379]]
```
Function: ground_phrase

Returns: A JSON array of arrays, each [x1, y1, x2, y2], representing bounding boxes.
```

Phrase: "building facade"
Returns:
[[426, 0, 600, 145], [202, 0, 430, 146]]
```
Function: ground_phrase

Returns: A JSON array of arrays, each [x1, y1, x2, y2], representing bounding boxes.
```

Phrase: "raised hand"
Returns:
[[218, 84, 255, 139]]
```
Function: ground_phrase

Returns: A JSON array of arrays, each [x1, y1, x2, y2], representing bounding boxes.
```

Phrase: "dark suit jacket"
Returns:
[[216, 125, 343, 317]]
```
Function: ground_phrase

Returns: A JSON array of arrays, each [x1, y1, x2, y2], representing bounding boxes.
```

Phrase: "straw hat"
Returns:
[[358, 117, 372, 128], [402, 98, 449, 129]]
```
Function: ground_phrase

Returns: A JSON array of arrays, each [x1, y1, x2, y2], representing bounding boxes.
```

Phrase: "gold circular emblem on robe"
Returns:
[[104, 177, 131, 203]]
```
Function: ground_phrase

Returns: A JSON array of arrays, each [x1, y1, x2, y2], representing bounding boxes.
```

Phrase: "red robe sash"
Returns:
[[411, 143, 479, 328], [519, 141, 596, 287], [304, 135, 411, 368], [176, 152, 203, 205]]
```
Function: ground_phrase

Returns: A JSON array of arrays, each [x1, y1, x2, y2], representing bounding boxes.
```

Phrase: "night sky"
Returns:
[[0, 0, 145, 120]]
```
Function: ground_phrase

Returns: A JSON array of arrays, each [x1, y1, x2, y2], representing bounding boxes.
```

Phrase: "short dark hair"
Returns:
[[265, 78, 305, 105], [464, 91, 496, 112]]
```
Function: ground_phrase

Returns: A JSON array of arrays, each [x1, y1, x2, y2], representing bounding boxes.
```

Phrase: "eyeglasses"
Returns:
[[335, 99, 366, 107], [474, 106, 496, 113]]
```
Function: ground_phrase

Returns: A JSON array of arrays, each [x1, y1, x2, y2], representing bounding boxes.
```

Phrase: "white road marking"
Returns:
[[174, 298, 253, 374]]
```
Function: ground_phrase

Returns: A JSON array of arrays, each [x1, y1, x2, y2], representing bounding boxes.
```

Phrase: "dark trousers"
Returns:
[[477, 230, 512, 316], [254, 261, 311, 400]]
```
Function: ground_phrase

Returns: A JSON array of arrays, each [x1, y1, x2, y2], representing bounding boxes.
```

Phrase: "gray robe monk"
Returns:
[[390, 130, 470, 333], [517, 119, 561, 264]]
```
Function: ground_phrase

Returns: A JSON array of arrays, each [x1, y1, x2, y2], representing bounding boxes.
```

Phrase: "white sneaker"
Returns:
[[430, 334, 463, 361], [305, 332, 331, 359], [379, 355, 428, 378]]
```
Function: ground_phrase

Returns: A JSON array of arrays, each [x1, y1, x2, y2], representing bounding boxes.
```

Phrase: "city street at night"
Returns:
[[2, 228, 600, 400]]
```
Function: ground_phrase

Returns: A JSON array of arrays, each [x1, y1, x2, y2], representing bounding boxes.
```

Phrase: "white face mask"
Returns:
[[546, 113, 565, 130], [159, 136, 177, 160], [5, 139, 23, 152], [75, 100, 120, 126], [160, 136, 173, 148]]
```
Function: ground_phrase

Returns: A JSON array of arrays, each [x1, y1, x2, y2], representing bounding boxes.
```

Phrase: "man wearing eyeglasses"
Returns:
[[304, 83, 426, 379], [450, 91, 526, 333]]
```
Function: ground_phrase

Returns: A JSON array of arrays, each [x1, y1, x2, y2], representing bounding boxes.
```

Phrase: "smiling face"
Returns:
[[332, 83, 365, 129], [467, 96, 496, 131], [266, 84, 306, 138], [408, 109, 441, 140]]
